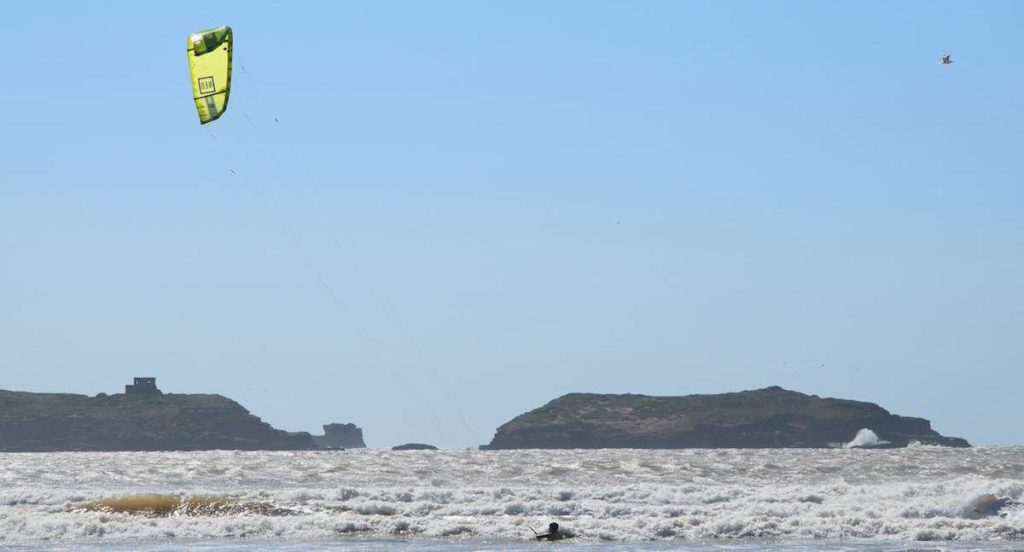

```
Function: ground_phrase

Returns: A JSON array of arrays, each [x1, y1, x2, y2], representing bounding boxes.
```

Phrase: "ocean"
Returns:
[[1, 447, 1022, 550]]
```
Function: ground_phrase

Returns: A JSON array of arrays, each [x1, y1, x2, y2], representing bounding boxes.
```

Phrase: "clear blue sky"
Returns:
[[2, 1, 1022, 447]]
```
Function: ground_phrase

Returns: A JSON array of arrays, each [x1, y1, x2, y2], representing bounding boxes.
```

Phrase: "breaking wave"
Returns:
[[0, 448, 1022, 546], [75, 494, 297, 517], [845, 428, 889, 448]]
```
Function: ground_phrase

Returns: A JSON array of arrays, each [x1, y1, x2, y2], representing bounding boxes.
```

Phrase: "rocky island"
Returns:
[[482, 386, 969, 449], [392, 443, 438, 451], [312, 423, 366, 449], [0, 378, 362, 452]]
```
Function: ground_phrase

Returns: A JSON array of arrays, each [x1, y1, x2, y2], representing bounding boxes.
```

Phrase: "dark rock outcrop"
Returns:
[[0, 388, 314, 452], [482, 387, 969, 449], [392, 443, 438, 451], [312, 423, 366, 449]]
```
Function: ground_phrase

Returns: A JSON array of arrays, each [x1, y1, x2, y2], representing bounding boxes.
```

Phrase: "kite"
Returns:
[[186, 26, 233, 124]]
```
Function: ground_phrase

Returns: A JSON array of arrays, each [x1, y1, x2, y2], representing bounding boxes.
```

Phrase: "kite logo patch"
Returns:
[[198, 77, 216, 94]]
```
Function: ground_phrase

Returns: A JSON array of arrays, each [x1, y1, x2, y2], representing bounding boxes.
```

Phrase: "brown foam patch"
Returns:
[[75, 494, 295, 517]]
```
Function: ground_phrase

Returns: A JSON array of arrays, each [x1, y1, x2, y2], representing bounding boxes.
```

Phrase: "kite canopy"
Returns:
[[186, 25, 233, 124]]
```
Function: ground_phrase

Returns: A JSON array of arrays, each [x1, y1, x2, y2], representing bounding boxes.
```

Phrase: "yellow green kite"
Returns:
[[186, 26, 233, 124]]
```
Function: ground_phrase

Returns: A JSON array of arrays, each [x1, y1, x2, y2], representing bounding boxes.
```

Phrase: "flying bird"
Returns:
[[941, 54, 953, 64]]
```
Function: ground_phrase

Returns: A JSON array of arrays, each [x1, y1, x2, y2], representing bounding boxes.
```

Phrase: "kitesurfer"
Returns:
[[535, 522, 571, 541]]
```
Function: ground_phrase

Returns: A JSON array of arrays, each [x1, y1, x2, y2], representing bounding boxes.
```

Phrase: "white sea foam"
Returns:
[[0, 448, 1021, 548], [844, 428, 890, 448]]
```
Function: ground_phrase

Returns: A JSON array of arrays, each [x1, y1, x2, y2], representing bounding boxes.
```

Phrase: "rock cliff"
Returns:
[[482, 387, 969, 449]]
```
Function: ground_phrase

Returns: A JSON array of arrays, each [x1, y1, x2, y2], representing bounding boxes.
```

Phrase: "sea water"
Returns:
[[1, 447, 1022, 550]]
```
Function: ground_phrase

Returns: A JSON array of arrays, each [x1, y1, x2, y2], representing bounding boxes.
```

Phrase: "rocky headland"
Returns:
[[0, 379, 363, 452], [482, 387, 969, 449]]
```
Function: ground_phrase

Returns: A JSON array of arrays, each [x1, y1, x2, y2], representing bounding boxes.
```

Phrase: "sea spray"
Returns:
[[845, 428, 889, 448]]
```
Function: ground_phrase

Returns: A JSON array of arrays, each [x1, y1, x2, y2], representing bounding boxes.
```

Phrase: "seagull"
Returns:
[[941, 54, 953, 64]]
